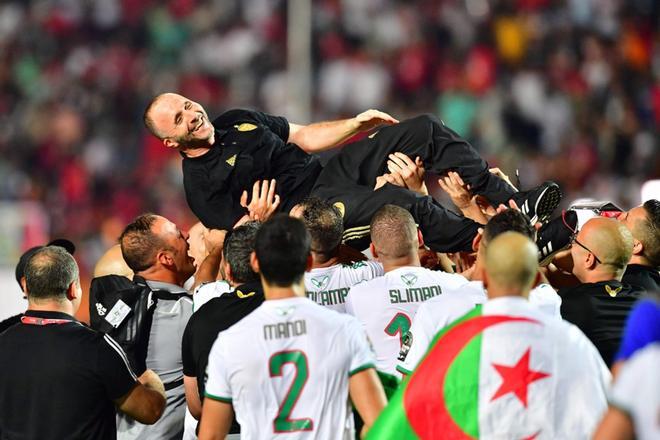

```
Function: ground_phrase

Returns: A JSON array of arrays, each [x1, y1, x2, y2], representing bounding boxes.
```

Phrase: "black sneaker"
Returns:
[[516, 181, 562, 225], [536, 210, 578, 265]]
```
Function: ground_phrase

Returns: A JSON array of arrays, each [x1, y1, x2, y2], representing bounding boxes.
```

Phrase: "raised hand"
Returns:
[[240, 179, 281, 222], [437, 171, 472, 210]]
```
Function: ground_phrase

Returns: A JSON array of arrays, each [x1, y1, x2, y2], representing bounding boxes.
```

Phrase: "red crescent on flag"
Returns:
[[403, 315, 540, 439]]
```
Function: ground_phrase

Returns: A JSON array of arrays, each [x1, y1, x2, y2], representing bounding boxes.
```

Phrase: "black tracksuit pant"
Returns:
[[312, 114, 517, 252]]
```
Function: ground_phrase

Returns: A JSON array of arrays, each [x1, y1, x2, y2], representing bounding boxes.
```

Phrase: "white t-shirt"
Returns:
[[397, 282, 562, 375], [304, 261, 383, 313], [205, 297, 375, 440], [609, 343, 660, 440], [192, 280, 232, 313], [345, 266, 469, 377]]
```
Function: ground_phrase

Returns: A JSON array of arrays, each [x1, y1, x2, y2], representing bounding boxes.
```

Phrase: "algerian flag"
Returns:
[[367, 300, 609, 439]]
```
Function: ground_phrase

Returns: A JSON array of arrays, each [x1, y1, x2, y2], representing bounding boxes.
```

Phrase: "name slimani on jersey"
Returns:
[[346, 266, 469, 378], [304, 261, 383, 313]]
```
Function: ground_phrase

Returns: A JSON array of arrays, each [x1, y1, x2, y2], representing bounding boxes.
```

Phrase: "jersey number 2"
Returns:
[[269, 350, 314, 433], [384, 312, 411, 346]]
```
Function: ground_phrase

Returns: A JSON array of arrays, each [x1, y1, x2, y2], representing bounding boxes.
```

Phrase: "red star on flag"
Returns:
[[490, 347, 550, 408]]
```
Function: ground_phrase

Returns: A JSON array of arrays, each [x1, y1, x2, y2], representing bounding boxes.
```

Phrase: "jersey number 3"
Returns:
[[385, 312, 411, 346], [269, 350, 314, 433]]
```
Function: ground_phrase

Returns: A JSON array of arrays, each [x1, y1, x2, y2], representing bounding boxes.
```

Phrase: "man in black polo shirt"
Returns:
[[559, 217, 644, 366], [617, 199, 660, 292], [143, 93, 561, 253], [0, 246, 166, 439], [182, 222, 264, 435]]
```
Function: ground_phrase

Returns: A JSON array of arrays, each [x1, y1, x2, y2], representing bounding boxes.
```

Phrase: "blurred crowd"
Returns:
[[0, 0, 659, 273]]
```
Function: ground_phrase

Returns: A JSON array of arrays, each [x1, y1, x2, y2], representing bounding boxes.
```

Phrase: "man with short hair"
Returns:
[[369, 233, 610, 438], [0, 246, 166, 439], [560, 217, 644, 366], [397, 209, 562, 376], [181, 222, 265, 435], [345, 205, 469, 386], [117, 214, 195, 439], [0, 238, 75, 333], [143, 93, 561, 253], [617, 199, 660, 292], [291, 197, 383, 313], [199, 215, 387, 439]]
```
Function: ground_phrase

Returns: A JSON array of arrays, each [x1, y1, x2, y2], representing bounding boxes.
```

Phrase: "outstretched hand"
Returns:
[[240, 179, 280, 222], [354, 109, 399, 132]]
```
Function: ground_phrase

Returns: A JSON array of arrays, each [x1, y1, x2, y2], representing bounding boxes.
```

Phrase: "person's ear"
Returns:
[[417, 229, 425, 249], [632, 239, 644, 256], [20, 276, 27, 295], [163, 138, 179, 150], [66, 281, 79, 301], [369, 242, 379, 259], [472, 229, 483, 253], [157, 250, 175, 267], [585, 252, 598, 270], [481, 267, 489, 290], [305, 254, 313, 272], [250, 251, 260, 273]]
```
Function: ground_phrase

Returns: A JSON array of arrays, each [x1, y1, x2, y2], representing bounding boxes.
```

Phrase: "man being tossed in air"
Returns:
[[144, 93, 561, 253]]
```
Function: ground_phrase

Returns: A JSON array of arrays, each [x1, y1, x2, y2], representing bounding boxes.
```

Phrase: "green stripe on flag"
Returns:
[[444, 331, 481, 438], [367, 305, 483, 439], [366, 380, 419, 439]]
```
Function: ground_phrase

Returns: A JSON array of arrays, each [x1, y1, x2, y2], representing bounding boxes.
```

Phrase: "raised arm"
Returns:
[[288, 109, 398, 153]]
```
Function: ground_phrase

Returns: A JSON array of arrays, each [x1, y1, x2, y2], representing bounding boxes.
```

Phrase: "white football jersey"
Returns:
[[192, 280, 232, 313], [397, 281, 562, 375], [304, 261, 383, 313], [345, 266, 469, 377], [205, 297, 375, 440]]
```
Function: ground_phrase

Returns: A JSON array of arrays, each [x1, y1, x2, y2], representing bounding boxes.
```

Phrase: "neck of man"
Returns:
[[182, 146, 212, 158], [311, 252, 339, 269], [579, 265, 626, 284], [28, 298, 75, 317], [486, 286, 529, 300], [381, 252, 421, 273], [628, 254, 651, 267], [137, 267, 186, 288], [262, 277, 307, 301]]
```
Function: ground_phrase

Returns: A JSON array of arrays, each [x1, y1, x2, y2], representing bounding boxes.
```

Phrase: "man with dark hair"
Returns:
[[181, 222, 265, 436], [398, 209, 562, 376], [559, 217, 644, 366], [0, 238, 75, 334], [143, 93, 561, 253], [0, 246, 166, 439], [116, 214, 195, 439], [199, 215, 387, 439], [291, 197, 383, 312], [618, 199, 660, 292], [346, 205, 470, 389]]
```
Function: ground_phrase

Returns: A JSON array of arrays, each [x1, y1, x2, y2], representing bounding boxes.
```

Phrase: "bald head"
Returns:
[[579, 217, 633, 272], [93, 244, 133, 280], [484, 232, 539, 298], [370, 205, 418, 259]]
